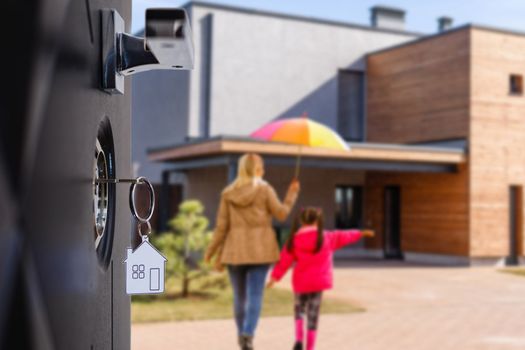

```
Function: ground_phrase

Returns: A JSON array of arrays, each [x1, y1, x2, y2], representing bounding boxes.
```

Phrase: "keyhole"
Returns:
[[93, 117, 116, 269], [94, 139, 109, 247]]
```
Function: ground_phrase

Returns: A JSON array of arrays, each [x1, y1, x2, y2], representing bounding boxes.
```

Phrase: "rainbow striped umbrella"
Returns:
[[250, 115, 349, 177]]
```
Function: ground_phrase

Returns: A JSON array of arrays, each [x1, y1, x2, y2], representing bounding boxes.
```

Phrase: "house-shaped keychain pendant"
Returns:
[[124, 238, 167, 295]]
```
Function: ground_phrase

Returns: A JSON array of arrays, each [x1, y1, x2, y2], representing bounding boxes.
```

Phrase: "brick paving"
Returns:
[[132, 260, 525, 350]]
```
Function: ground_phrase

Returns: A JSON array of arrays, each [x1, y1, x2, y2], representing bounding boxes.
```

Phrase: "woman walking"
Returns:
[[205, 153, 300, 350]]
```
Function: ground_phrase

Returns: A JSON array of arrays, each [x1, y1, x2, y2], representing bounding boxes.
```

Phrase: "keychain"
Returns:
[[123, 176, 167, 295]]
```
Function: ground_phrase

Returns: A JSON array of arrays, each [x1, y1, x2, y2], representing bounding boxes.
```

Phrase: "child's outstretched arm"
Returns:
[[327, 229, 374, 250], [269, 245, 296, 286]]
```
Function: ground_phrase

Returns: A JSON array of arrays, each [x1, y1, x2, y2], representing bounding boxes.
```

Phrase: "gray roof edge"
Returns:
[[148, 135, 271, 154], [148, 135, 466, 156], [180, 0, 423, 37], [348, 141, 466, 155]]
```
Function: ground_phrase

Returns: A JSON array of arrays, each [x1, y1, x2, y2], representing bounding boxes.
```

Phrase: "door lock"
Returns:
[[94, 176, 155, 228], [93, 118, 117, 269]]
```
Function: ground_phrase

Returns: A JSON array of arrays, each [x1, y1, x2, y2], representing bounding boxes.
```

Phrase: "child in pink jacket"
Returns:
[[267, 207, 374, 350]]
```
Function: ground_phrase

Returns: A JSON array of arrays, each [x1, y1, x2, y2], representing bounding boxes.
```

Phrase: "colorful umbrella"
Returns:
[[250, 115, 349, 177]]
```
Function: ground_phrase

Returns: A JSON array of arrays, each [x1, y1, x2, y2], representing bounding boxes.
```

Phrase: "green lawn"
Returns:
[[132, 274, 363, 323], [500, 268, 525, 277]]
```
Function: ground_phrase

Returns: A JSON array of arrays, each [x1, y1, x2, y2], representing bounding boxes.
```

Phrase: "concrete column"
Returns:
[[227, 156, 238, 184], [158, 170, 171, 232]]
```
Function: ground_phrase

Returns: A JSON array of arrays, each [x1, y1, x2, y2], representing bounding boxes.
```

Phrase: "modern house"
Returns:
[[134, 2, 525, 265]]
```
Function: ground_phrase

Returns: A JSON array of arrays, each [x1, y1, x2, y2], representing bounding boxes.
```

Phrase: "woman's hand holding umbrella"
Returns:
[[288, 178, 300, 193]]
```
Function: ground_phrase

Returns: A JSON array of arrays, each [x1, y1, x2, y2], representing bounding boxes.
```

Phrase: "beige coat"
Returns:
[[206, 180, 298, 265]]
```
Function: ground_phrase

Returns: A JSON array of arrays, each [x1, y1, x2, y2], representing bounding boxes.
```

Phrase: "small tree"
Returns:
[[154, 200, 212, 298]]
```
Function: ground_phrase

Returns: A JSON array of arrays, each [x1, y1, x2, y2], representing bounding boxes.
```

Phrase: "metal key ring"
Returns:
[[129, 176, 155, 223], [138, 221, 152, 238]]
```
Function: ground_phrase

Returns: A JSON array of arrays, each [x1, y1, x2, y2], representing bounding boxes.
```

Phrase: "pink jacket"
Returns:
[[271, 226, 363, 293]]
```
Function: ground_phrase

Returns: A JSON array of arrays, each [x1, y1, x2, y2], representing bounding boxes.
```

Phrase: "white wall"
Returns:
[[189, 5, 419, 138]]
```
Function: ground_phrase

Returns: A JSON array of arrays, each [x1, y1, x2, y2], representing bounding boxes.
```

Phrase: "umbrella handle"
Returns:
[[294, 145, 303, 179]]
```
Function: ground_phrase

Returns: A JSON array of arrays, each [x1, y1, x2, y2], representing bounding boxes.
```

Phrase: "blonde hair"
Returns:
[[226, 153, 264, 191]]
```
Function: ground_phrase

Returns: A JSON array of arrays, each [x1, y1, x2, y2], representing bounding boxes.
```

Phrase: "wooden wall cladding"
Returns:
[[364, 164, 470, 256], [367, 29, 471, 144], [470, 28, 525, 256]]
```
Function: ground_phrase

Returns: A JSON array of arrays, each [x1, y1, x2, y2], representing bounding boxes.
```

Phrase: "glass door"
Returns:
[[335, 186, 363, 229]]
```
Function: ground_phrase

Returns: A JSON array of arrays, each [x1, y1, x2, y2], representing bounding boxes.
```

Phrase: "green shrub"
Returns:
[[153, 200, 212, 297]]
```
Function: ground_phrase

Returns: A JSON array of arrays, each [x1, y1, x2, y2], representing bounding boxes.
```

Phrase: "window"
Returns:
[[132, 264, 146, 279], [510, 74, 523, 95], [337, 70, 365, 141], [335, 186, 363, 229], [199, 14, 213, 137]]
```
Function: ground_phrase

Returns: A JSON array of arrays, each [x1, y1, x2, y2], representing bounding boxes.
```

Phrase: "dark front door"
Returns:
[[1, 1, 131, 349], [507, 186, 523, 265], [384, 186, 402, 259]]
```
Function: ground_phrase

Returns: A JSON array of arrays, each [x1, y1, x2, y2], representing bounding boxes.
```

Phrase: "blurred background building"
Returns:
[[133, 1, 525, 266]]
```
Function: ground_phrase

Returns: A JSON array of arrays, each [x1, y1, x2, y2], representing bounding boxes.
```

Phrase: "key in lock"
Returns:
[[94, 175, 167, 295]]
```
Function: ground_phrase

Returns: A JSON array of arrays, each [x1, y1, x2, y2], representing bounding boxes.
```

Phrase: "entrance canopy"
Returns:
[[148, 136, 466, 173]]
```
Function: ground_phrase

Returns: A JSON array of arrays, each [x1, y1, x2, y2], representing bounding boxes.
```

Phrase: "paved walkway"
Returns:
[[132, 260, 525, 350]]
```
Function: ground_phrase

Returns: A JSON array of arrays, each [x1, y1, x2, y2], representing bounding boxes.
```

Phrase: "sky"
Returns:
[[132, 0, 525, 34]]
